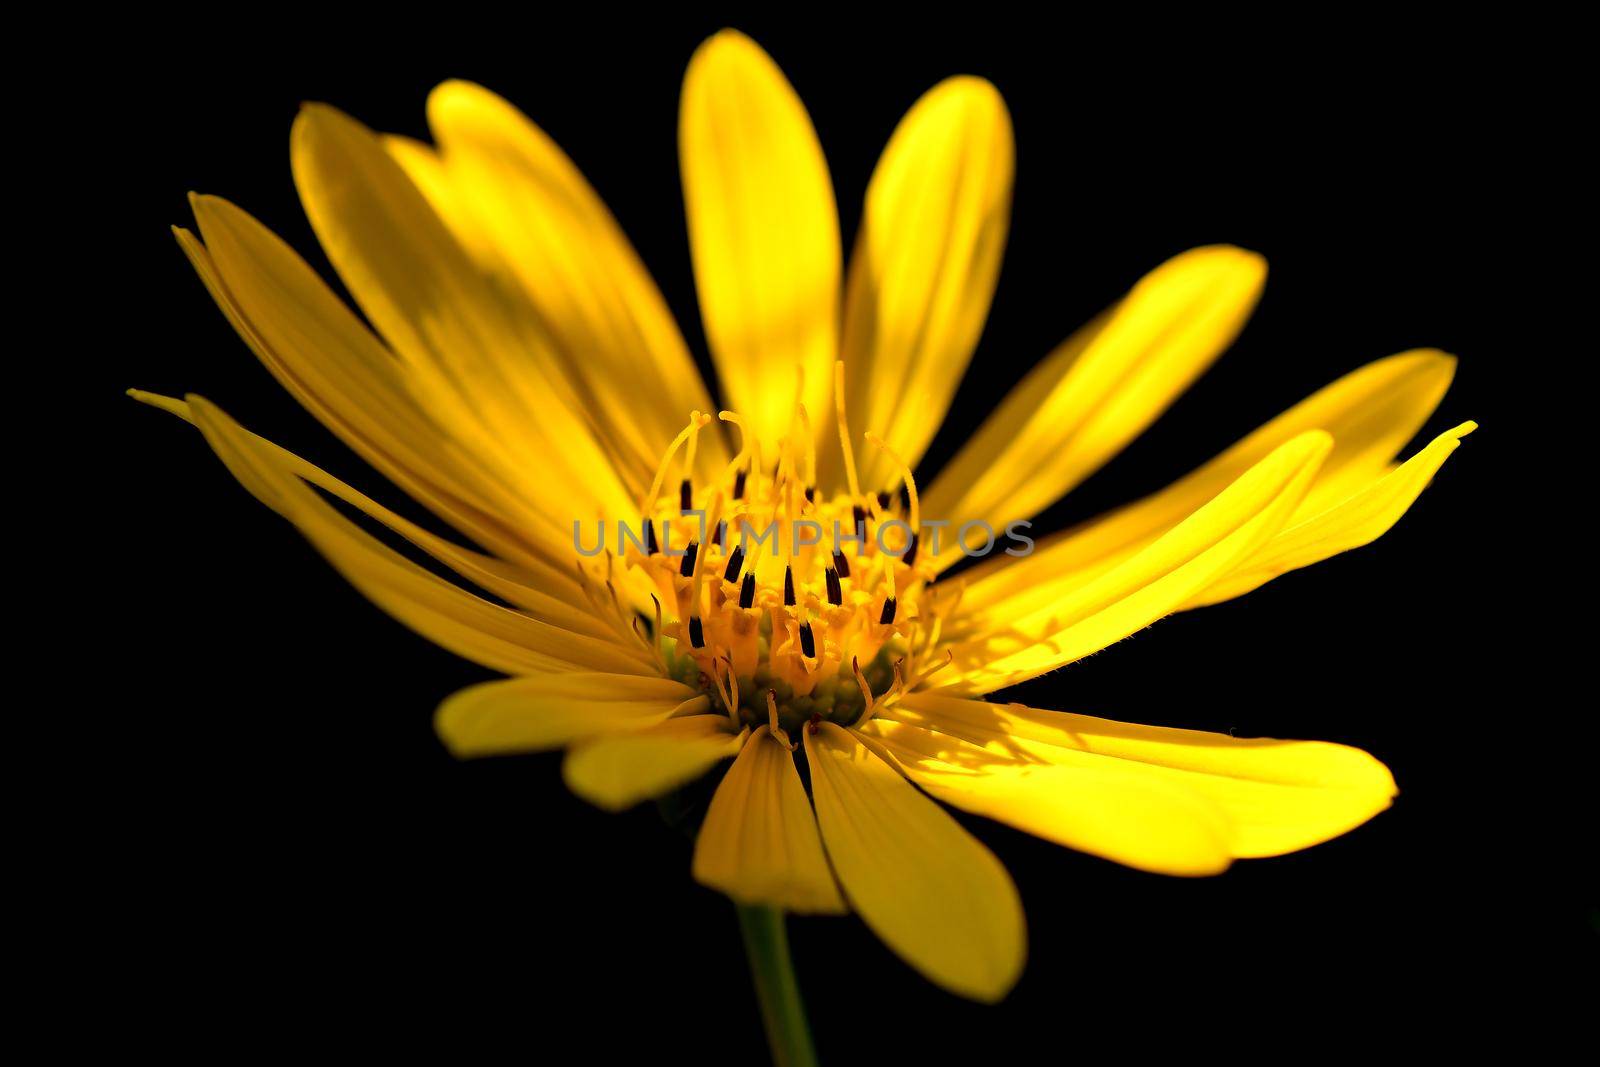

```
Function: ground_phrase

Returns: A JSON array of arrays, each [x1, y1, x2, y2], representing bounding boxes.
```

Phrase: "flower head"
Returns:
[[134, 29, 1472, 1003]]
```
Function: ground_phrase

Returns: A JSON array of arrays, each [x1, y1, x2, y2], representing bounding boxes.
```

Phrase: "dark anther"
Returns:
[[739, 572, 757, 609], [879, 597, 898, 625], [852, 504, 868, 531], [679, 478, 693, 512], [877, 490, 892, 510], [798, 621, 816, 659], [688, 616, 705, 648], [825, 566, 842, 606], [783, 566, 796, 606], [643, 518, 659, 555], [714, 520, 727, 549], [832, 549, 851, 580], [733, 467, 748, 500], [804, 485, 816, 503], [679, 541, 699, 578], [899, 483, 912, 509], [723, 544, 745, 583], [902, 533, 919, 567]]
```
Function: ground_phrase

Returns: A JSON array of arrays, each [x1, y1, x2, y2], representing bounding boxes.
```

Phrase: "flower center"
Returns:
[[618, 368, 954, 745]]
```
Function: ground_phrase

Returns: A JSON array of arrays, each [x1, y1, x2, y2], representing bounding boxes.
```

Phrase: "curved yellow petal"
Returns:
[[1189, 420, 1476, 606], [956, 350, 1462, 619], [176, 198, 561, 568], [858, 719, 1234, 875], [832, 76, 1013, 492], [291, 103, 635, 529], [692, 727, 846, 914], [395, 81, 724, 489], [946, 431, 1330, 693], [680, 30, 838, 456], [147, 392, 654, 679], [804, 723, 1024, 1002], [923, 245, 1266, 551], [132, 391, 603, 629], [564, 717, 748, 811], [886, 694, 1396, 859], [437, 675, 704, 758]]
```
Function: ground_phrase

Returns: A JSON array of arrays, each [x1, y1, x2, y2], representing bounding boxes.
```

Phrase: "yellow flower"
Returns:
[[133, 29, 1473, 1004]]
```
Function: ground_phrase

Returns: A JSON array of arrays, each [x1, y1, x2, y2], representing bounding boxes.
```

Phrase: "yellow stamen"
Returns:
[[911, 648, 956, 691], [850, 655, 876, 722], [684, 412, 704, 487], [718, 410, 757, 485], [797, 403, 816, 491], [766, 689, 795, 750], [720, 656, 741, 726], [689, 490, 725, 615], [865, 431, 920, 547], [640, 412, 710, 519], [833, 361, 862, 501]]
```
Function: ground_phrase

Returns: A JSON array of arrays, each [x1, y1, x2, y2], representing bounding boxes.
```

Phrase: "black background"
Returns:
[[92, 12, 1583, 1060]]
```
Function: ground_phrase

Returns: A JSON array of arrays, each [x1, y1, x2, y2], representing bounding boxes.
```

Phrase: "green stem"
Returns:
[[736, 904, 818, 1067]]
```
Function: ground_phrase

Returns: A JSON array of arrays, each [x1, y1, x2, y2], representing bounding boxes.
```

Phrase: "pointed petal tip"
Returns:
[[127, 389, 192, 420], [292, 101, 358, 143]]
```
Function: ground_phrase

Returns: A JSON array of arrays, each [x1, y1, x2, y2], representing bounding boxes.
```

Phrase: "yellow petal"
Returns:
[[804, 722, 1024, 1002], [884, 693, 1396, 860], [858, 719, 1233, 875], [437, 674, 704, 758], [148, 392, 654, 678], [398, 81, 725, 489], [132, 390, 603, 628], [832, 76, 1013, 492], [923, 245, 1266, 551], [946, 431, 1330, 693], [177, 199, 557, 568], [957, 350, 1462, 617], [1188, 421, 1476, 606], [382, 133, 500, 265], [291, 103, 636, 530], [680, 30, 838, 456], [565, 717, 747, 812], [692, 727, 846, 914]]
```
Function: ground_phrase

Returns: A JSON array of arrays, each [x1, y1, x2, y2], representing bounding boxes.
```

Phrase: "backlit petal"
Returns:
[[141, 392, 653, 678], [292, 103, 635, 529], [858, 719, 1233, 875], [883, 694, 1396, 860], [177, 199, 562, 568], [1189, 420, 1476, 606], [833, 76, 1013, 491], [398, 81, 724, 489], [945, 431, 1330, 693], [923, 245, 1266, 551], [956, 350, 1462, 618], [692, 727, 846, 914], [437, 675, 704, 758], [680, 30, 839, 456], [565, 717, 747, 811], [805, 722, 1024, 1002]]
